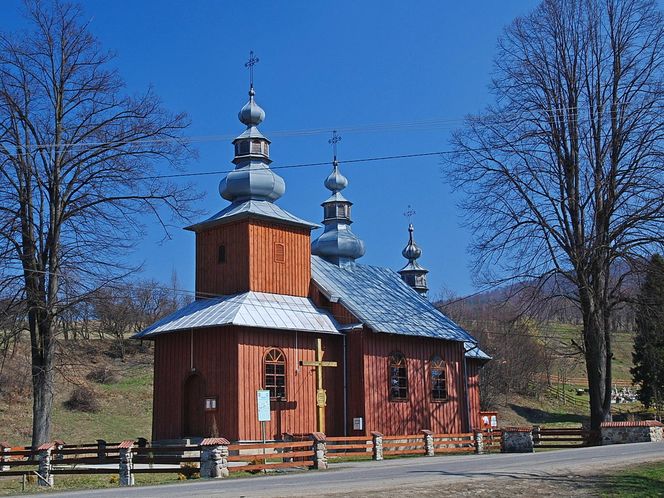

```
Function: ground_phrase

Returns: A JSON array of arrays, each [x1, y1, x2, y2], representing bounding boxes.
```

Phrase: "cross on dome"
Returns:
[[245, 50, 259, 89]]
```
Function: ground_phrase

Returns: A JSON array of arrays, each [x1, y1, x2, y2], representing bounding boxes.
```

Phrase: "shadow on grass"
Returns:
[[599, 474, 664, 496], [508, 403, 587, 424], [598, 463, 664, 497]]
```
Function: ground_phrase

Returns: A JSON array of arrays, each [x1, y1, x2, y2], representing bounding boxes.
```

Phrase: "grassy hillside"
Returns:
[[0, 339, 153, 446]]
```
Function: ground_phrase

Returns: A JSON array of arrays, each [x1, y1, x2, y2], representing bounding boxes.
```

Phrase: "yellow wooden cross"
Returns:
[[300, 337, 337, 434]]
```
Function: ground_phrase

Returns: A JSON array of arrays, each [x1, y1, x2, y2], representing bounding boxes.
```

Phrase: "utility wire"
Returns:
[[2, 101, 662, 152]]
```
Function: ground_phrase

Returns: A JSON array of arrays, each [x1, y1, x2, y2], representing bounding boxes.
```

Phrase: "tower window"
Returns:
[[430, 355, 448, 401], [274, 242, 285, 263], [389, 352, 408, 401], [251, 140, 262, 154], [218, 245, 226, 264], [237, 141, 250, 155], [264, 348, 287, 400]]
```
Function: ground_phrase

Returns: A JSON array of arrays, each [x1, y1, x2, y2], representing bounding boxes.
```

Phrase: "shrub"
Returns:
[[179, 462, 200, 479], [86, 367, 119, 385], [63, 386, 100, 413]]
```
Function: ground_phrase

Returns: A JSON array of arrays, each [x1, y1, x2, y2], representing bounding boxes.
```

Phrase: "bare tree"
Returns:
[[0, 1, 197, 447], [450, 0, 664, 429]]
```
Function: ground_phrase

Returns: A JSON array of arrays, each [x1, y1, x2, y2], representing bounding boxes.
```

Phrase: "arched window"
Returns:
[[389, 352, 408, 401], [430, 355, 447, 401], [264, 348, 286, 400]]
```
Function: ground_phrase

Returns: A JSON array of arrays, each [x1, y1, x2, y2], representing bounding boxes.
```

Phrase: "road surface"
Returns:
[[25, 442, 664, 497]]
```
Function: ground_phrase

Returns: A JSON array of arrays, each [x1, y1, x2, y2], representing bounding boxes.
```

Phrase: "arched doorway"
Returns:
[[182, 373, 206, 437]]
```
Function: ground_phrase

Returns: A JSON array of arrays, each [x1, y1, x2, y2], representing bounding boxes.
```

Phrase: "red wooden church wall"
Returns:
[[350, 330, 469, 436], [152, 327, 239, 441], [195, 220, 311, 298], [235, 328, 344, 440]]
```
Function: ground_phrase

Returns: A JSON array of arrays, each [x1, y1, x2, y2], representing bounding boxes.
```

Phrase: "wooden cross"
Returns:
[[300, 338, 337, 434]]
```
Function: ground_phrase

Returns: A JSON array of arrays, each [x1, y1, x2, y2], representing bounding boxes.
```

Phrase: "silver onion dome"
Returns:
[[402, 224, 422, 261], [312, 155, 365, 266], [324, 162, 348, 192], [238, 87, 265, 126], [219, 86, 285, 203], [398, 223, 429, 296]]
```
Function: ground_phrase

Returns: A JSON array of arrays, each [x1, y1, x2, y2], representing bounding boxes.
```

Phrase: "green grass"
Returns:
[[600, 461, 664, 497], [0, 341, 154, 447], [0, 473, 189, 496]]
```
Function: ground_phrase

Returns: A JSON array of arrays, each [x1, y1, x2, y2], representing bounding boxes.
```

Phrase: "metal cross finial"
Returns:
[[245, 50, 259, 88], [404, 205, 416, 223], [329, 130, 342, 162]]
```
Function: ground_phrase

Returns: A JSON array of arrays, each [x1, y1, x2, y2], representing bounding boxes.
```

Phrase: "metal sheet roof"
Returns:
[[464, 342, 492, 361], [185, 200, 320, 232], [134, 291, 342, 339], [311, 255, 477, 343]]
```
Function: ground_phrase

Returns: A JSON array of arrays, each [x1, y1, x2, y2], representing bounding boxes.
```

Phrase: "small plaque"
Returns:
[[316, 388, 327, 408], [257, 390, 271, 422], [204, 397, 217, 411], [353, 417, 363, 431]]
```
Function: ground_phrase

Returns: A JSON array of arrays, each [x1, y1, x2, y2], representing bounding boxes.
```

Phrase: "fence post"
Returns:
[[532, 425, 541, 448], [96, 439, 107, 463], [37, 443, 54, 487], [118, 440, 135, 486], [421, 430, 434, 456], [200, 438, 230, 478], [474, 430, 484, 455], [281, 432, 294, 463], [0, 442, 9, 472], [310, 432, 328, 470], [53, 440, 65, 462], [371, 432, 383, 461]]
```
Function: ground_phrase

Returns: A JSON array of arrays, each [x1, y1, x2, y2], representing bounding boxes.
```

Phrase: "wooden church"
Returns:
[[136, 67, 489, 442]]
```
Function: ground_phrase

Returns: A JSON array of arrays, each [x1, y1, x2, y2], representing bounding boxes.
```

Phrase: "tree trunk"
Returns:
[[581, 292, 612, 431], [30, 313, 55, 448]]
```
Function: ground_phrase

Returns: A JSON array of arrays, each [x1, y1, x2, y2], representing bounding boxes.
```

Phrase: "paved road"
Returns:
[[27, 442, 664, 497]]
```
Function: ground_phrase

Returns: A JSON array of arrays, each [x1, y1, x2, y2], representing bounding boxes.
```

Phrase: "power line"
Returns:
[[2, 101, 661, 153], [136, 151, 447, 180]]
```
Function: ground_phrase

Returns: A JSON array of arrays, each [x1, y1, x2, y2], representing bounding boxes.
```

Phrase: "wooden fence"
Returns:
[[326, 436, 373, 459], [533, 427, 597, 449], [0, 426, 607, 489]]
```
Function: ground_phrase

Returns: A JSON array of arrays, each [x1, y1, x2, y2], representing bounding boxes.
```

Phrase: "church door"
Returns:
[[183, 373, 206, 437]]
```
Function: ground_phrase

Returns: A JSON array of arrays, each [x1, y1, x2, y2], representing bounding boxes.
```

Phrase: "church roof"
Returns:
[[134, 291, 342, 338], [311, 255, 475, 343], [185, 199, 320, 232]]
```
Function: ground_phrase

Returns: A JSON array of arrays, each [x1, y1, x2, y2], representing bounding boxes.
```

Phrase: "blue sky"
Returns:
[[4, 0, 542, 298]]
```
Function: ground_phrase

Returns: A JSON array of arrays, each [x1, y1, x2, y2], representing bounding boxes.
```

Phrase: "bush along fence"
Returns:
[[0, 422, 661, 488]]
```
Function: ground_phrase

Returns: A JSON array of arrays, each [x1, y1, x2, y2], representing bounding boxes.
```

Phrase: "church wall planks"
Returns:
[[360, 331, 468, 436]]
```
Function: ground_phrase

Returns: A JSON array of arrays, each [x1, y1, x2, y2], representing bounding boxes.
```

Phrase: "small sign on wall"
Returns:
[[204, 397, 217, 411], [257, 390, 271, 422], [353, 417, 364, 431]]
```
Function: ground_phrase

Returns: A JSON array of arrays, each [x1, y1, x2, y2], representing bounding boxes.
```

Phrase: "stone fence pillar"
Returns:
[[474, 430, 484, 455], [53, 440, 65, 462], [36, 443, 54, 487], [118, 440, 135, 486], [281, 432, 294, 463], [200, 438, 230, 478], [421, 430, 434, 456], [0, 442, 10, 472], [310, 432, 328, 470], [500, 427, 534, 453], [532, 425, 541, 447], [96, 439, 107, 463], [371, 432, 383, 461]]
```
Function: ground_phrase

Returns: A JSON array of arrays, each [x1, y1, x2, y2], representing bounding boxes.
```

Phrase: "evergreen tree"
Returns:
[[632, 255, 664, 414]]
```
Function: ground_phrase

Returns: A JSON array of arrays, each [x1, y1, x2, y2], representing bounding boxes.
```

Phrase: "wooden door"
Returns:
[[183, 373, 206, 437]]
